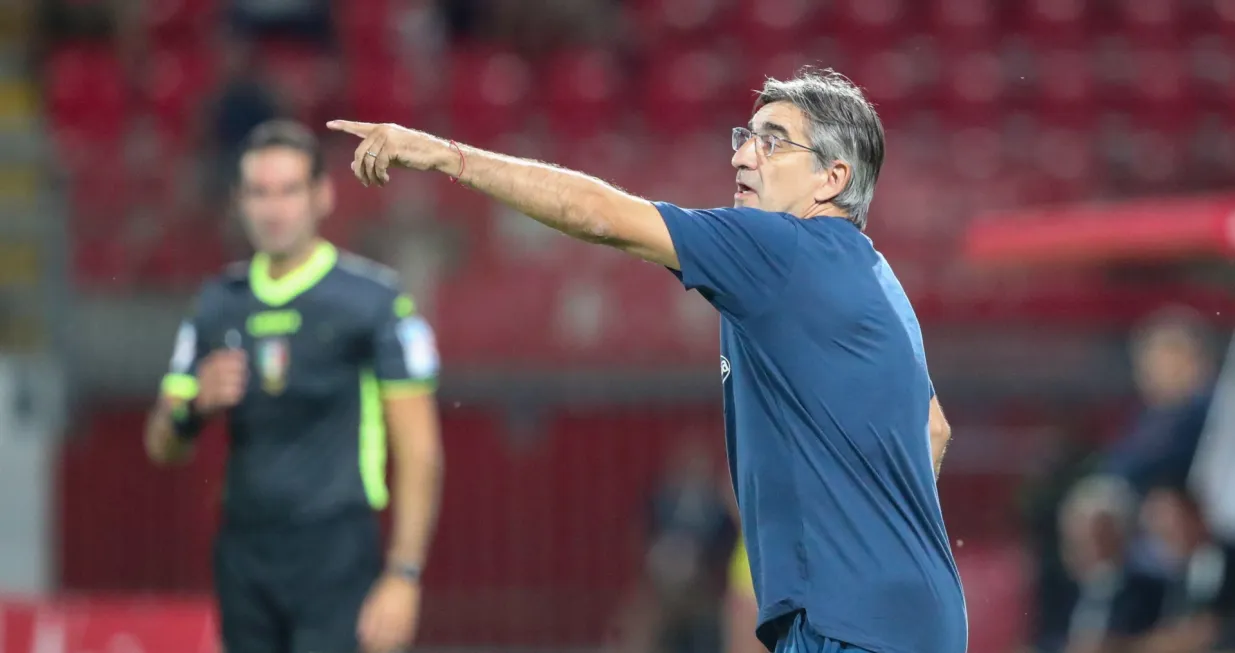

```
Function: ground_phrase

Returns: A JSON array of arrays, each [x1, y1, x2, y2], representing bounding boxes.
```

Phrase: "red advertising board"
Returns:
[[0, 597, 217, 653]]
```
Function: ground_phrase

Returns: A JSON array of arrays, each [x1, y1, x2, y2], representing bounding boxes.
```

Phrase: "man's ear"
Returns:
[[315, 176, 336, 218], [814, 160, 851, 205]]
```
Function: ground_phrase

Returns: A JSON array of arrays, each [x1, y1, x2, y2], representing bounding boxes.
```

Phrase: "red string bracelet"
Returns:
[[448, 140, 465, 183]]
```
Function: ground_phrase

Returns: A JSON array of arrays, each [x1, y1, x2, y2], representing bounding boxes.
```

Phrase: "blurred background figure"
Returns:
[[9, 0, 1235, 652], [1104, 308, 1216, 497], [1058, 476, 1165, 653], [1135, 483, 1235, 653], [611, 439, 736, 653]]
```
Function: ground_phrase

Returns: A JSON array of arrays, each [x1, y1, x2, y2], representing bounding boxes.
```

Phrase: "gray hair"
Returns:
[[754, 67, 885, 230]]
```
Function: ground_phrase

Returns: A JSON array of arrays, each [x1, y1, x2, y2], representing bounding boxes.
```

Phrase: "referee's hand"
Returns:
[[194, 349, 247, 415]]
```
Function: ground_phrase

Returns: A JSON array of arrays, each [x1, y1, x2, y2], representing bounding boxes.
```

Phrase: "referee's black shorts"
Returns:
[[213, 509, 383, 653]]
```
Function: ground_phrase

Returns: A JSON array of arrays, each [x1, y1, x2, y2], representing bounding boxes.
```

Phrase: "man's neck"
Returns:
[[266, 238, 322, 280], [797, 200, 849, 222]]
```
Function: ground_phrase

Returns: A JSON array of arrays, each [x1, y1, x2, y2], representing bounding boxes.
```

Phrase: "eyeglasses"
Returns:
[[731, 127, 820, 158]]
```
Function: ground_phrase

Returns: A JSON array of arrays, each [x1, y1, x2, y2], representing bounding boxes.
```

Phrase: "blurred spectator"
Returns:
[[1134, 483, 1235, 653], [37, 0, 117, 43], [1022, 435, 1102, 653], [612, 440, 737, 653], [438, 0, 625, 52], [34, 0, 143, 71], [205, 40, 281, 194], [227, 0, 333, 44], [1056, 308, 1219, 653], [1104, 306, 1217, 496], [1060, 476, 1167, 653]]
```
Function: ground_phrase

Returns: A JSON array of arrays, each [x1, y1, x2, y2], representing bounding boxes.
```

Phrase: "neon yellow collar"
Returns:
[[250, 241, 337, 307]]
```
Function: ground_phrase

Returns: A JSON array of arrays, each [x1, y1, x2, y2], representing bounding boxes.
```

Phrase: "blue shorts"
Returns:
[[774, 613, 873, 653]]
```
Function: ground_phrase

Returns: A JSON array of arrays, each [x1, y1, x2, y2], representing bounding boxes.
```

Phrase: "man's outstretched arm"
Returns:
[[327, 121, 679, 269]]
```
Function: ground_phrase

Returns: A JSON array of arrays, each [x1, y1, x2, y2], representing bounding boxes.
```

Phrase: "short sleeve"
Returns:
[[655, 202, 798, 319], [372, 291, 439, 398], [160, 292, 212, 401]]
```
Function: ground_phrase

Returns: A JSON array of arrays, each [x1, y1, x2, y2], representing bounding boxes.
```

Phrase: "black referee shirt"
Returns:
[[161, 242, 439, 529]]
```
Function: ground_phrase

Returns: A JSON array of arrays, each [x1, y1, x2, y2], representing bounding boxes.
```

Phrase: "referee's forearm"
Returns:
[[448, 144, 636, 246], [388, 452, 442, 566], [385, 396, 444, 567]]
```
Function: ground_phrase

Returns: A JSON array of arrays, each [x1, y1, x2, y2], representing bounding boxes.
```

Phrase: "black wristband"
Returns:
[[387, 561, 423, 583], [170, 400, 205, 440]]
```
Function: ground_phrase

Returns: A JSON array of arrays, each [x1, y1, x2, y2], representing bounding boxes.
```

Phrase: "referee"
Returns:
[[329, 66, 964, 653], [144, 120, 444, 653]]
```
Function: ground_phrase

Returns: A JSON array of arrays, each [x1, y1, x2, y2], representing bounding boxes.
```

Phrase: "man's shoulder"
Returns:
[[329, 252, 413, 320], [332, 251, 402, 294], [655, 202, 798, 223], [197, 260, 251, 300]]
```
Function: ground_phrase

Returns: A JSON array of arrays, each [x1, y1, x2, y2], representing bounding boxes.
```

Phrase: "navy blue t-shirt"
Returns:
[[656, 203, 968, 653]]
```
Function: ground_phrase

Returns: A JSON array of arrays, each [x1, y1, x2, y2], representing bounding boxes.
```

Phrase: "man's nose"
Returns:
[[731, 138, 758, 169]]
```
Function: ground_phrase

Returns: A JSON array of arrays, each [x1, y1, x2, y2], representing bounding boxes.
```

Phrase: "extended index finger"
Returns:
[[327, 120, 377, 138]]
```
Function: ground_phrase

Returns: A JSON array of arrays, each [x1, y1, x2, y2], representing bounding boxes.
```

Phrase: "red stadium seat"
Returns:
[[144, 0, 216, 44], [142, 219, 226, 288], [1114, 0, 1181, 46], [724, 0, 817, 56], [44, 44, 128, 154], [1198, 0, 1235, 41], [1018, 0, 1088, 46], [434, 264, 561, 363], [831, 0, 916, 46], [344, 56, 419, 124], [142, 46, 217, 142], [1129, 48, 1194, 120], [1189, 35, 1235, 111], [1025, 121, 1102, 198], [72, 230, 137, 290], [929, 0, 997, 47], [1130, 121, 1189, 190], [541, 49, 624, 139], [336, 0, 406, 61], [554, 131, 641, 195], [445, 47, 533, 144], [1187, 113, 1235, 186], [631, 0, 723, 47], [596, 262, 713, 363], [638, 47, 731, 135], [254, 40, 332, 125], [848, 46, 922, 125], [1030, 48, 1098, 126], [935, 48, 1008, 125]]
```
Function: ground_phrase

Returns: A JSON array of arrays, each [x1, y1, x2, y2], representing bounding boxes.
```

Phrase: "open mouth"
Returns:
[[735, 182, 755, 197]]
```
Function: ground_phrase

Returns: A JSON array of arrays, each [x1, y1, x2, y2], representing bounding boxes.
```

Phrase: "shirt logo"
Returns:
[[397, 316, 440, 379], [720, 356, 731, 383], [169, 321, 196, 373], [257, 337, 290, 395]]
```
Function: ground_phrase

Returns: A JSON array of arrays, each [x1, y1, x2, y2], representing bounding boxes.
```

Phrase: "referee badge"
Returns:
[[257, 337, 290, 395]]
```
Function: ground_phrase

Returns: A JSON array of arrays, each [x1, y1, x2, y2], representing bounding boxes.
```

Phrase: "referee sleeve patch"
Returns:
[[170, 321, 197, 373], [396, 316, 439, 379]]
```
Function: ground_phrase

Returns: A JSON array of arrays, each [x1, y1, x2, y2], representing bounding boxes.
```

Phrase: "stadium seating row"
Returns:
[[43, 38, 1235, 149], [126, 0, 1235, 50]]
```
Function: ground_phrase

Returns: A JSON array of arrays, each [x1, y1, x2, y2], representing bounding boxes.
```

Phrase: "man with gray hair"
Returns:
[[329, 66, 965, 653]]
